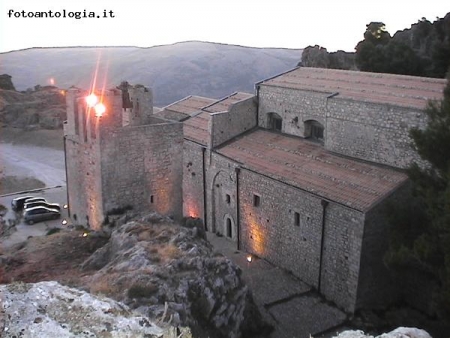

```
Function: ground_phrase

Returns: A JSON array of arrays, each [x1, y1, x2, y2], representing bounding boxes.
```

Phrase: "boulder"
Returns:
[[334, 327, 432, 338], [0, 281, 168, 337]]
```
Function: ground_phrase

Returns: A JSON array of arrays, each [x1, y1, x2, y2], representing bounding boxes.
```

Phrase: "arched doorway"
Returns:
[[223, 214, 236, 241]]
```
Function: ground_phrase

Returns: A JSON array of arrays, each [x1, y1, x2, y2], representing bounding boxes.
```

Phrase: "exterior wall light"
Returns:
[[61, 219, 68, 225], [63, 204, 68, 209], [94, 103, 106, 117], [247, 255, 252, 263], [86, 94, 98, 107]]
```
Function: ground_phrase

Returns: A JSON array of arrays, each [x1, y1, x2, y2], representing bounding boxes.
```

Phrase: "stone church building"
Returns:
[[64, 67, 446, 313]]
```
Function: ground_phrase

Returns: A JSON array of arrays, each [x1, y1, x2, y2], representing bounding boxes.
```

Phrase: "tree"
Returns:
[[356, 22, 391, 72], [363, 22, 391, 45], [386, 70, 450, 319]]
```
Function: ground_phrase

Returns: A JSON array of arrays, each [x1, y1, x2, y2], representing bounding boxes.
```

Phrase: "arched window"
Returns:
[[226, 218, 232, 238], [304, 120, 324, 143], [267, 113, 282, 132]]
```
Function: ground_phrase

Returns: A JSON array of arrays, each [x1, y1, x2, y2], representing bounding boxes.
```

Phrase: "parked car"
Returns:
[[24, 201, 61, 212], [23, 206, 61, 225], [11, 196, 35, 211], [23, 197, 47, 204]]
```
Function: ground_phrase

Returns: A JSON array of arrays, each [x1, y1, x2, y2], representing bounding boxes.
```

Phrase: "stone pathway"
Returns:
[[207, 233, 347, 338]]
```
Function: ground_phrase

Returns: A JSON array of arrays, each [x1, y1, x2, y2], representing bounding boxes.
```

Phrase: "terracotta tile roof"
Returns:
[[217, 129, 408, 212], [183, 111, 211, 145], [259, 67, 446, 109], [182, 92, 254, 145], [157, 95, 216, 121], [203, 92, 254, 113]]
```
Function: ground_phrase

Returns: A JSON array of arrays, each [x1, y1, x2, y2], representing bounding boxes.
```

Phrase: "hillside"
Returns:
[[0, 41, 302, 107]]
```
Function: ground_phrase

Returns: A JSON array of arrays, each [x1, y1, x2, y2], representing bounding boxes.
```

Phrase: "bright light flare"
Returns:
[[49, 78, 55, 85], [85, 94, 98, 107], [82, 232, 88, 237], [61, 219, 68, 225], [94, 103, 106, 117], [63, 204, 68, 209], [247, 255, 252, 263]]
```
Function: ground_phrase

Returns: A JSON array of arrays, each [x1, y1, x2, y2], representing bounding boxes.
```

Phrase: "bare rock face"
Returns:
[[0, 74, 15, 91], [0, 281, 167, 337], [300, 45, 357, 70], [82, 214, 267, 338], [334, 327, 432, 338], [0, 86, 66, 130]]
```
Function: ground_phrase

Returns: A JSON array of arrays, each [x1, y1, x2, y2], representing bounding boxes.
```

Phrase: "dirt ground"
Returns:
[[0, 126, 66, 192], [0, 176, 45, 195], [0, 229, 107, 286], [0, 126, 64, 151]]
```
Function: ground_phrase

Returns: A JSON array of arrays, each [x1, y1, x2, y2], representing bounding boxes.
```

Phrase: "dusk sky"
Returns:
[[1, 0, 448, 53]]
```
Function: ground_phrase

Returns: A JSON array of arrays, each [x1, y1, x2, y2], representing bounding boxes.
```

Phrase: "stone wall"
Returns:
[[100, 121, 183, 222], [326, 99, 427, 168], [183, 140, 205, 221], [258, 86, 327, 137], [206, 152, 240, 241], [210, 97, 257, 148], [65, 137, 104, 230], [320, 202, 365, 313], [237, 167, 365, 312], [65, 87, 182, 230], [258, 85, 427, 169]]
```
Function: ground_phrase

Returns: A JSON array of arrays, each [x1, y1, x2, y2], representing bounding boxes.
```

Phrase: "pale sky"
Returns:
[[0, 0, 448, 53]]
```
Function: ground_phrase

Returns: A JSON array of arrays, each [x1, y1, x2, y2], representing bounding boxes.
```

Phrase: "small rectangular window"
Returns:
[[294, 212, 300, 226], [150, 195, 154, 204], [226, 194, 231, 204], [253, 194, 260, 207]]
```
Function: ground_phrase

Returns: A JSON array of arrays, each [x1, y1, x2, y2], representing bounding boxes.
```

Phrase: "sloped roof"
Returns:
[[217, 129, 408, 212], [157, 95, 216, 121], [183, 111, 211, 145], [183, 92, 253, 145], [259, 67, 446, 109], [203, 92, 254, 113]]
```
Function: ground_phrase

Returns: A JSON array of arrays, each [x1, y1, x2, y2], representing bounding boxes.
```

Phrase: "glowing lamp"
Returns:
[[82, 232, 88, 237], [246, 255, 252, 263], [61, 219, 68, 225], [85, 93, 98, 107], [94, 103, 106, 117], [63, 204, 68, 209]]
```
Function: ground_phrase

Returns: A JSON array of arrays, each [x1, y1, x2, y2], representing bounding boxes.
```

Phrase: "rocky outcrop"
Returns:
[[81, 214, 267, 338], [0, 281, 172, 337], [0, 85, 66, 130], [300, 45, 357, 70], [0, 74, 15, 90], [334, 327, 432, 338]]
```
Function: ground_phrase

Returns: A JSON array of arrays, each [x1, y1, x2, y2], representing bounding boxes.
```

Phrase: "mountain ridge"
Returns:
[[0, 41, 302, 106]]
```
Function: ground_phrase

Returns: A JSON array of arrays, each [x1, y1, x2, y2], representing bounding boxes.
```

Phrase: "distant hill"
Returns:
[[0, 41, 302, 107]]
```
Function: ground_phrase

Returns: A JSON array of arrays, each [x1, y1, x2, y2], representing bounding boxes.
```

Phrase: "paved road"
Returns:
[[0, 142, 68, 249], [0, 143, 66, 187], [207, 233, 347, 338]]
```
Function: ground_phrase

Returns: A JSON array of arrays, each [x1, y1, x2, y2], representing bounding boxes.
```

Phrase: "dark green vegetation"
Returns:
[[356, 14, 450, 78], [301, 13, 450, 79], [385, 72, 450, 321], [46, 228, 62, 236], [0, 42, 301, 107]]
